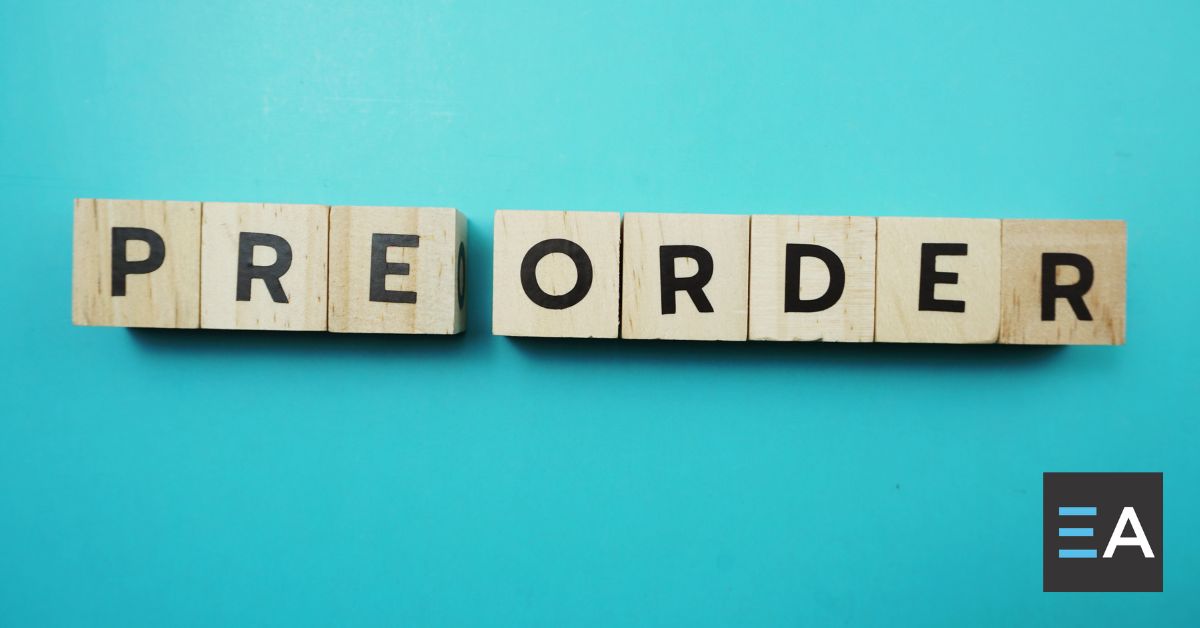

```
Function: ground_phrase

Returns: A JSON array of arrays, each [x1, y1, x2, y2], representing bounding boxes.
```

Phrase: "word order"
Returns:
[[72, 200, 1125, 345]]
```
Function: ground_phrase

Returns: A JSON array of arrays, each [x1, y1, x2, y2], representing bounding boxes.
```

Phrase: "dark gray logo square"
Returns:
[[1043, 472, 1162, 592]]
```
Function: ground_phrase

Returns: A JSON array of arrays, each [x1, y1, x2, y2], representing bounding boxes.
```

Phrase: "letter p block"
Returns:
[[72, 198, 201, 328]]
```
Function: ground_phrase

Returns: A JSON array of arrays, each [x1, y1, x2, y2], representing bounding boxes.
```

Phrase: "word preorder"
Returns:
[[72, 200, 1125, 344]]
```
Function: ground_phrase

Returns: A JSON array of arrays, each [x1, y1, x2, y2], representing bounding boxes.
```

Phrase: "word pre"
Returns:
[[495, 210, 1125, 344], [72, 200, 466, 333]]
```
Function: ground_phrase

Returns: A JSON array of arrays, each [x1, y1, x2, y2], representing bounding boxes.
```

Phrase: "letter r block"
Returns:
[[492, 210, 620, 338], [1000, 220, 1126, 345], [875, 217, 1001, 343], [72, 198, 201, 328], [328, 206, 466, 334], [749, 215, 876, 342], [200, 202, 329, 331], [621, 213, 750, 341]]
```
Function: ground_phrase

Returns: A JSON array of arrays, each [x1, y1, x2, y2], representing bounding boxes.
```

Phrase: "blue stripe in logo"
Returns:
[[1058, 506, 1097, 516], [1058, 549, 1098, 559], [1058, 527, 1093, 537]]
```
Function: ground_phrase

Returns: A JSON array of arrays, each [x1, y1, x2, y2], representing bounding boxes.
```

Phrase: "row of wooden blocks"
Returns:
[[72, 200, 1126, 344], [73, 199, 467, 333], [494, 210, 1125, 344]]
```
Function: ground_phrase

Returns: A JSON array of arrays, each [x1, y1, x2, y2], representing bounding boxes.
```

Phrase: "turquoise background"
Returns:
[[2, 1, 1197, 625]]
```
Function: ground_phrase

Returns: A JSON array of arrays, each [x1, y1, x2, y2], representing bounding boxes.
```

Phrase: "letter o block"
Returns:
[[1000, 220, 1126, 345], [72, 198, 201, 328], [875, 217, 1001, 343], [621, 213, 750, 341], [200, 202, 329, 331], [329, 206, 466, 334], [492, 210, 620, 338], [749, 215, 876, 342]]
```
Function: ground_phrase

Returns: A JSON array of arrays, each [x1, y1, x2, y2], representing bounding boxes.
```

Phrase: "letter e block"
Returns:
[[329, 206, 466, 334], [73, 199, 201, 328], [875, 217, 1001, 344], [1000, 220, 1125, 345], [200, 202, 329, 331], [492, 210, 620, 338], [621, 213, 750, 341], [749, 215, 876, 342]]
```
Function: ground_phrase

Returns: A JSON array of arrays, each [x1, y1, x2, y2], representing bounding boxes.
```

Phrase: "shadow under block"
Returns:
[[200, 202, 329, 331], [1000, 220, 1126, 345], [621, 213, 750, 341], [72, 198, 201, 328], [875, 217, 1001, 344], [492, 210, 620, 338], [749, 215, 876, 342], [328, 206, 466, 334]]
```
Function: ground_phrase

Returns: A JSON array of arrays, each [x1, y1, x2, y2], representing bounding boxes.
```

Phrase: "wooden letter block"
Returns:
[[72, 198, 201, 328], [329, 206, 466, 334], [492, 210, 620, 338], [1000, 220, 1126, 345], [621, 213, 750, 341], [749, 215, 876, 342], [200, 202, 329, 331], [875, 217, 1001, 343]]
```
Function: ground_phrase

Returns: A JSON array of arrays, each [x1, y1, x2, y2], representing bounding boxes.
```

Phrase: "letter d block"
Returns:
[[72, 198, 201, 328], [621, 213, 750, 341], [200, 202, 329, 331], [875, 217, 1001, 344], [1000, 220, 1126, 345], [328, 206, 466, 334], [749, 215, 876, 342]]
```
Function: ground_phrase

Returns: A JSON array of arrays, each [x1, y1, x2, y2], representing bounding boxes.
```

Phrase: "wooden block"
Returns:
[[200, 202, 329, 331], [329, 206, 466, 334], [875, 217, 1001, 343], [621, 213, 750, 341], [72, 198, 201, 328], [1000, 220, 1126, 345], [749, 215, 876, 342], [492, 210, 620, 338]]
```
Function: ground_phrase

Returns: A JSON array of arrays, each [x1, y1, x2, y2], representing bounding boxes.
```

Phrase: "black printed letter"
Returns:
[[784, 244, 846, 313], [520, 238, 593, 310], [370, 234, 419, 304], [111, 227, 166, 296], [918, 243, 967, 313], [1041, 253, 1094, 321], [456, 242, 467, 310], [236, 232, 292, 303], [659, 245, 714, 314]]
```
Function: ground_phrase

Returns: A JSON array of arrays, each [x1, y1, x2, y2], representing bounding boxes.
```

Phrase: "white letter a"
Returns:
[[1103, 507, 1155, 558]]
